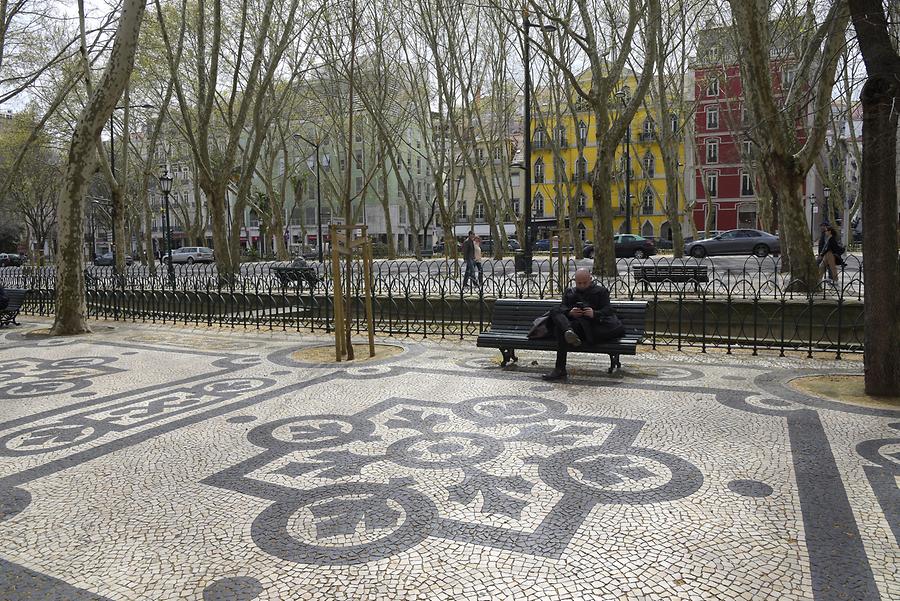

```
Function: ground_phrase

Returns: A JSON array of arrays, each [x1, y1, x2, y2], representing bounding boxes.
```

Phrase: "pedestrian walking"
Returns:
[[818, 224, 843, 285], [461, 231, 477, 289], [473, 235, 484, 288]]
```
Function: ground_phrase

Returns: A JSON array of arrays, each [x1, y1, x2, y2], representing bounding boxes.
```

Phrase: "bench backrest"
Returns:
[[3, 288, 27, 310], [634, 264, 707, 274], [491, 298, 646, 336]]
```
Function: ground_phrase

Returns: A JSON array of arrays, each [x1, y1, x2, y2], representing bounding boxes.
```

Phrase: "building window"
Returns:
[[742, 139, 752, 158], [534, 158, 545, 183], [554, 156, 566, 182], [355, 176, 363, 194], [399, 206, 407, 224], [642, 151, 655, 178], [511, 172, 520, 188], [670, 113, 678, 133], [416, 157, 421, 174], [512, 198, 520, 216], [534, 192, 544, 217], [556, 125, 567, 147], [741, 171, 755, 196], [474, 202, 485, 220], [706, 172, 718, 197], [782, 67, 796, 89], [494, 146, 502, 160], [642, 187, 654, 214], [706, 106, 719, 130], [640, 119, 655, 141], [456, 202, 467, 219], [354, 149, 363, 168], [706, 139, 719, 164], [534, 127, 546, 149], [476, 147, 484, 161], [575, 157, 588, 181], [577, 120, 588, 145], [707, 78, 719, 97], [576, 193, 587, 213]]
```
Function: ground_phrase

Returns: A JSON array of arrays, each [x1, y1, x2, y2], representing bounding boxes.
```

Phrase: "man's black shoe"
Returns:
[[564, 329, 582, 347], [542, 368, 568, 381]]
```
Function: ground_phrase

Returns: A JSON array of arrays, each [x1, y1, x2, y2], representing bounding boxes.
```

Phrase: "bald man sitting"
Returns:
[[542, 268, 625, 381]]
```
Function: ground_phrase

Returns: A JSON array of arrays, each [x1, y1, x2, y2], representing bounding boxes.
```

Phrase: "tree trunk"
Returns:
[[590, 154, 615, 277], [859, 75, 900, 395], [51, 0, 145, 335]]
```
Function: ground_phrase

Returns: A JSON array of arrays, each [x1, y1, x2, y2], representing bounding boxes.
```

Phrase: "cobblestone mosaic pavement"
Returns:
[[0, 318, 897, 600]]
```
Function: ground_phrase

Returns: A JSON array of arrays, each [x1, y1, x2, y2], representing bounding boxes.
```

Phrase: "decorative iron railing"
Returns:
[[1, 254, 865, 358]]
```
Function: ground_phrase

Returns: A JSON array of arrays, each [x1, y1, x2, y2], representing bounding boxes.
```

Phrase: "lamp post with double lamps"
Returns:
[[522, 9, 557, 275], [159, 172, 176, 288], [615, 86, 633, 234]]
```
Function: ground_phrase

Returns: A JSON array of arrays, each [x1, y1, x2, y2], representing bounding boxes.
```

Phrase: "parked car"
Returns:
[[583, 234, 656, 259], [684, 228, 780, 258], [479, 238, 520, 254], [533, 238, 587, 253], [0, 253, 22, 267], [164, 246, 215, 264], [93, 252, 134, 266], [270, 258, 319, 288], [432, 240, 462, 254]]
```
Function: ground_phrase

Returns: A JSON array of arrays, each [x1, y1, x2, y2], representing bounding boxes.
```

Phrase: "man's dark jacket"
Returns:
[[528, 282, 624, 343], [461, 238, 475, 261]]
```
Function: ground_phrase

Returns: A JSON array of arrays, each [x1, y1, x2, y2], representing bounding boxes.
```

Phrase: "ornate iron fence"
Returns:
[[1, 255, 864, 358]]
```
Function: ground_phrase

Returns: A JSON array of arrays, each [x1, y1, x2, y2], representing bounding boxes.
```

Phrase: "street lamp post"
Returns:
[[615, 86, 632, 234], [808, 192, 816, 241], [159, 172, 175, 287], [295, 132, 330, 262], [522, 10, 557, 275]]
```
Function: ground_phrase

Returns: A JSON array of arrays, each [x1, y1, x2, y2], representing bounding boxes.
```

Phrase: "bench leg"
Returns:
[[607, 353, 621, 374], [499, 348, 518, 367]]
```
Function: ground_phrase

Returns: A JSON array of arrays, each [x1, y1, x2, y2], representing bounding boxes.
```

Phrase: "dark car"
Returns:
[[533, 238, 584, 253], [0, 253, 22, 267], [432, 239, 462, 254], [583, 234, 656, 259], [479, 238, 520, 254], [93, 252, 134, 266], [270, 258, 319, 288], [684, 228, 780, 258]]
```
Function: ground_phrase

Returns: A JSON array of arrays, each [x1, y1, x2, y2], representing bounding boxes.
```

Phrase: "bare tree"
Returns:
[[727, 1, 849, 288], [532, 0, 661, 276], [52, 0, 146, 335]]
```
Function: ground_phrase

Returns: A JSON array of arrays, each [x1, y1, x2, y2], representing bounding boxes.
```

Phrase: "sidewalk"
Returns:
[[0, 317, 896, 600]]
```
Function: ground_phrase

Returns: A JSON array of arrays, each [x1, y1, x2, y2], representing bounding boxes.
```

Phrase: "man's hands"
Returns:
[[569, 306, 594, 319]]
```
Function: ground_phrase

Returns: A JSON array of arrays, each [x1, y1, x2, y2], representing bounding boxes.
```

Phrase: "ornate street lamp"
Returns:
[[159, 171, 175, 287]]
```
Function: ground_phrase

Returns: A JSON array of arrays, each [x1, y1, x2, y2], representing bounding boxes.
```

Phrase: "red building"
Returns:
[[692, 27, 805, 232]]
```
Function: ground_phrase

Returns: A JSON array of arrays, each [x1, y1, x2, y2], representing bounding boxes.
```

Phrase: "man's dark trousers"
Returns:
[[548, 306, 590, 371]]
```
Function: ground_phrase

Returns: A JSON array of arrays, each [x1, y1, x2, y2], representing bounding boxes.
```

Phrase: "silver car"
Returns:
[[165, 246, 215, 264], [684, 229, 780, 258]]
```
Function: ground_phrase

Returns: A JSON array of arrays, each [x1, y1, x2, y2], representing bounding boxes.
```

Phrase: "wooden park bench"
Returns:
[[632, 263, 709, 292], [476, 298, 647, 373], [0, 288, 28, 327]]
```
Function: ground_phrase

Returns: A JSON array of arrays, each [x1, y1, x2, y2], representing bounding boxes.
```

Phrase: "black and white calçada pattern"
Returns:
[[205, 395, 703, 565]]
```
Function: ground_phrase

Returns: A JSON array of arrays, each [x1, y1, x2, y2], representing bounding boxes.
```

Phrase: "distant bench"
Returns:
[[633, 263, 709, 292], [1, 288, 27, 327], [476, 298, 647, 374]]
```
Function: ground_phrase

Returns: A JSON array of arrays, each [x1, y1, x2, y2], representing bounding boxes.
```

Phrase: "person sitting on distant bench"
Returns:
[[541, 268, 625, 381]]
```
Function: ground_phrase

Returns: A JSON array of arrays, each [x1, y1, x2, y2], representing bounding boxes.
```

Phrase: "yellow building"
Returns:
[[531, 83, 687, 246]]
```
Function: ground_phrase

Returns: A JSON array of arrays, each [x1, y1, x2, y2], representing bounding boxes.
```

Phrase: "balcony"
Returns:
[[638, 132, 656, 143]]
